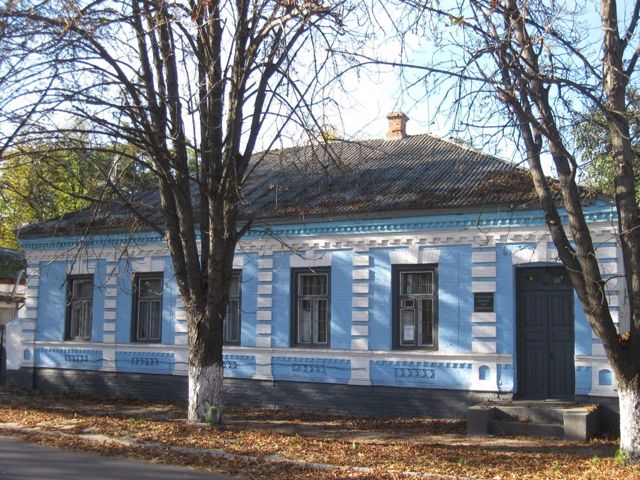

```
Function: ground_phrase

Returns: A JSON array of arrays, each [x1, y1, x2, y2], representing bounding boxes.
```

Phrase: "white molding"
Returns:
[[595, 247, 617, 259], [472, 312, 496, 323], [599, 263, 618, 275], [174, 322, 188, 334], [352, 297, 369, 308], [353, 283, 369, 294], [258, 271, 273, 282], [352, 268, 370, 280], [256, 336, 271, 348], [289, 252, 332, 268], [592, 343, 606, 356], [472, 341, 497, 354], [351, 325, 369, 336], [103, 322, 116, 333], [258, 258, 273, 269], [472, 326, 496, 338], [420, 249, 441, 264], [24, 222, 619, 264], [232, 256, 246, 269], [352, 311, 369, 322], [471, 251, 496, 263], [470, 361, 498, 391], [351, 337, 369, 351], [389, 247, 441, 265], [102, 333, 116, 343], [471, 281, 496, 293], [257, 284, 273, 295], [256, 311, 272, 321], [104, 299, 116, 309], [472, 266, 496, 278], [150, 258, 166, 271], [349, 356, 371, 384], [352, 254, 369, 266], [256, 324, 272, 335], [257, 297, 272, 308], [254, 352, 272, 380]]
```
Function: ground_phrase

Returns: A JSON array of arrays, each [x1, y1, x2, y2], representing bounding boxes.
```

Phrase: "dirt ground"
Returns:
[[0, 388, 636, 479]]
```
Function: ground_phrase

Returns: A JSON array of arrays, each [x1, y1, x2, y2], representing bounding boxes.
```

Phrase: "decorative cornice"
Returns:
[[20, 204, 616, 251]]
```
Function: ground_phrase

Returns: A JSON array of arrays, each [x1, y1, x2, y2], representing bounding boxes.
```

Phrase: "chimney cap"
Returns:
[[386, 111, 409, 120], [386, 111, 409, 139]]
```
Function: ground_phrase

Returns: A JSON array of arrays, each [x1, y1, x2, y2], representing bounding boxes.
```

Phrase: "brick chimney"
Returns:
[[386, 112, 409, 139]]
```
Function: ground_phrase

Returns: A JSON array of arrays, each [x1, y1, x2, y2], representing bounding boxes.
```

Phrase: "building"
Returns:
[[0, 248, 25, 384], [4, 114, 621, 417]]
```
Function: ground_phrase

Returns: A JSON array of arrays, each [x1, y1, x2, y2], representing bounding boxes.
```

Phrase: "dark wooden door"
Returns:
[[517, 267, 574, 400]]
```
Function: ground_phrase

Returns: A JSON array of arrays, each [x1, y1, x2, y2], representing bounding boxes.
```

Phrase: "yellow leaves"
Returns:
[[449, 14, 465, 27], [619, 331, 631, 345], [0, 389, 639, 480]]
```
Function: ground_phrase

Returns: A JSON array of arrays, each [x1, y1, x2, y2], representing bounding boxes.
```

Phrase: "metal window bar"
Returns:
[[297, 273, 328, 345]]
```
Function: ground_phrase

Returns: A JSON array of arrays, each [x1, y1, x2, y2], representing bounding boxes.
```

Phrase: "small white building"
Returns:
[[0, 248, 25, 383]]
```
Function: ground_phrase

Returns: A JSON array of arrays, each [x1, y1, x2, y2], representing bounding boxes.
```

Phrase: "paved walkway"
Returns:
[[0, 436, 234, 480]]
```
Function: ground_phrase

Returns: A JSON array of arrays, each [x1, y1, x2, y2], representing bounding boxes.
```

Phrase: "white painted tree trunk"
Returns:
[[187, 362, 224, 424], [619, 386, 640, 463]]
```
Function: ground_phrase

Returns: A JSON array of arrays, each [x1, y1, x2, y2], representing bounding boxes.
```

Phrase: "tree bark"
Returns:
[[619, 378, 640, 462], [188, 360, 224, 424]]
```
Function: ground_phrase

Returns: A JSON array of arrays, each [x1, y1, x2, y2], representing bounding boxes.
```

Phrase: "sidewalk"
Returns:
[[0, 435, 234, 480], [0, 388, 633, 480]]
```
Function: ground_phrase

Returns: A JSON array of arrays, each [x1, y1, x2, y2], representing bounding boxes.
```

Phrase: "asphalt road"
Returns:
[[0, 435, 235, 479]]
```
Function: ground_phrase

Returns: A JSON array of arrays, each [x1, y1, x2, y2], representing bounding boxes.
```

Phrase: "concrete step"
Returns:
[[493, 405, 566, 424], [467, 403, 600, 440], [490, 419, 564, 438]]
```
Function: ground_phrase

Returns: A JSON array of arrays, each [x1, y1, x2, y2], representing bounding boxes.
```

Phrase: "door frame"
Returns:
[[515, 264, 575, 400]]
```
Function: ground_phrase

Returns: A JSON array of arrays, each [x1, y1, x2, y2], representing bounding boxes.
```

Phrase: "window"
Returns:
[[224, 271, 242, 345], [66, 276, 93, 340], [292, 268, 330, 346], [133, 274, 163, 342], [393, 266, 437, 349]]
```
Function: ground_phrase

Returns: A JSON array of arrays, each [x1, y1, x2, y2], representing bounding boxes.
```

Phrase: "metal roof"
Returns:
[[0, 248, 25, 279], [18, 133, 581, 237]]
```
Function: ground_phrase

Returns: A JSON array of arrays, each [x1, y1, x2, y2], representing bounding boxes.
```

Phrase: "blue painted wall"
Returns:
[[369, 248, 392, 350], [36, 347, 103, 370], [115, 259, 135, 343], [116, 351, 174, 374], [91, 260, 106, 343], [369, 246, 472, 352], [272, 356, 351, 383], [438, 245, 472, 352], [240, 253, 258, 347], [370, 360, 472, 389], [223, 354, 256, 378], [576, 366, 592, 395], [330, 250, 352, 349], [496, 245, 516, 356], [272, 251, 292, 347], [161, 257, 176, 345], [36, 261, 67, 341]]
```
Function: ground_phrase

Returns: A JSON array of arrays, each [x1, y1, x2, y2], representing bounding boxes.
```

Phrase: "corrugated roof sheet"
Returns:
[[18, 133, 576, 237]]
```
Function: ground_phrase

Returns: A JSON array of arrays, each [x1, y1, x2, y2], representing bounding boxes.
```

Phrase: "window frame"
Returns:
[[65, 275, 94, 341], [392, 264, 438, 350], [223, 270, 242, 346], [291, 267, 331, 348], [131, 272, 164, 343]]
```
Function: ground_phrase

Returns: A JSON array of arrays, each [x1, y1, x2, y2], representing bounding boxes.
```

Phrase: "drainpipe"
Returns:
[[11, 268, 25, 309]]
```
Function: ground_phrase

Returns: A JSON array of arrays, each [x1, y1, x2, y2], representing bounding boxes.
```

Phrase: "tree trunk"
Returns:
[[187, 360, 224, 424], [619, 380, 640, 463]]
